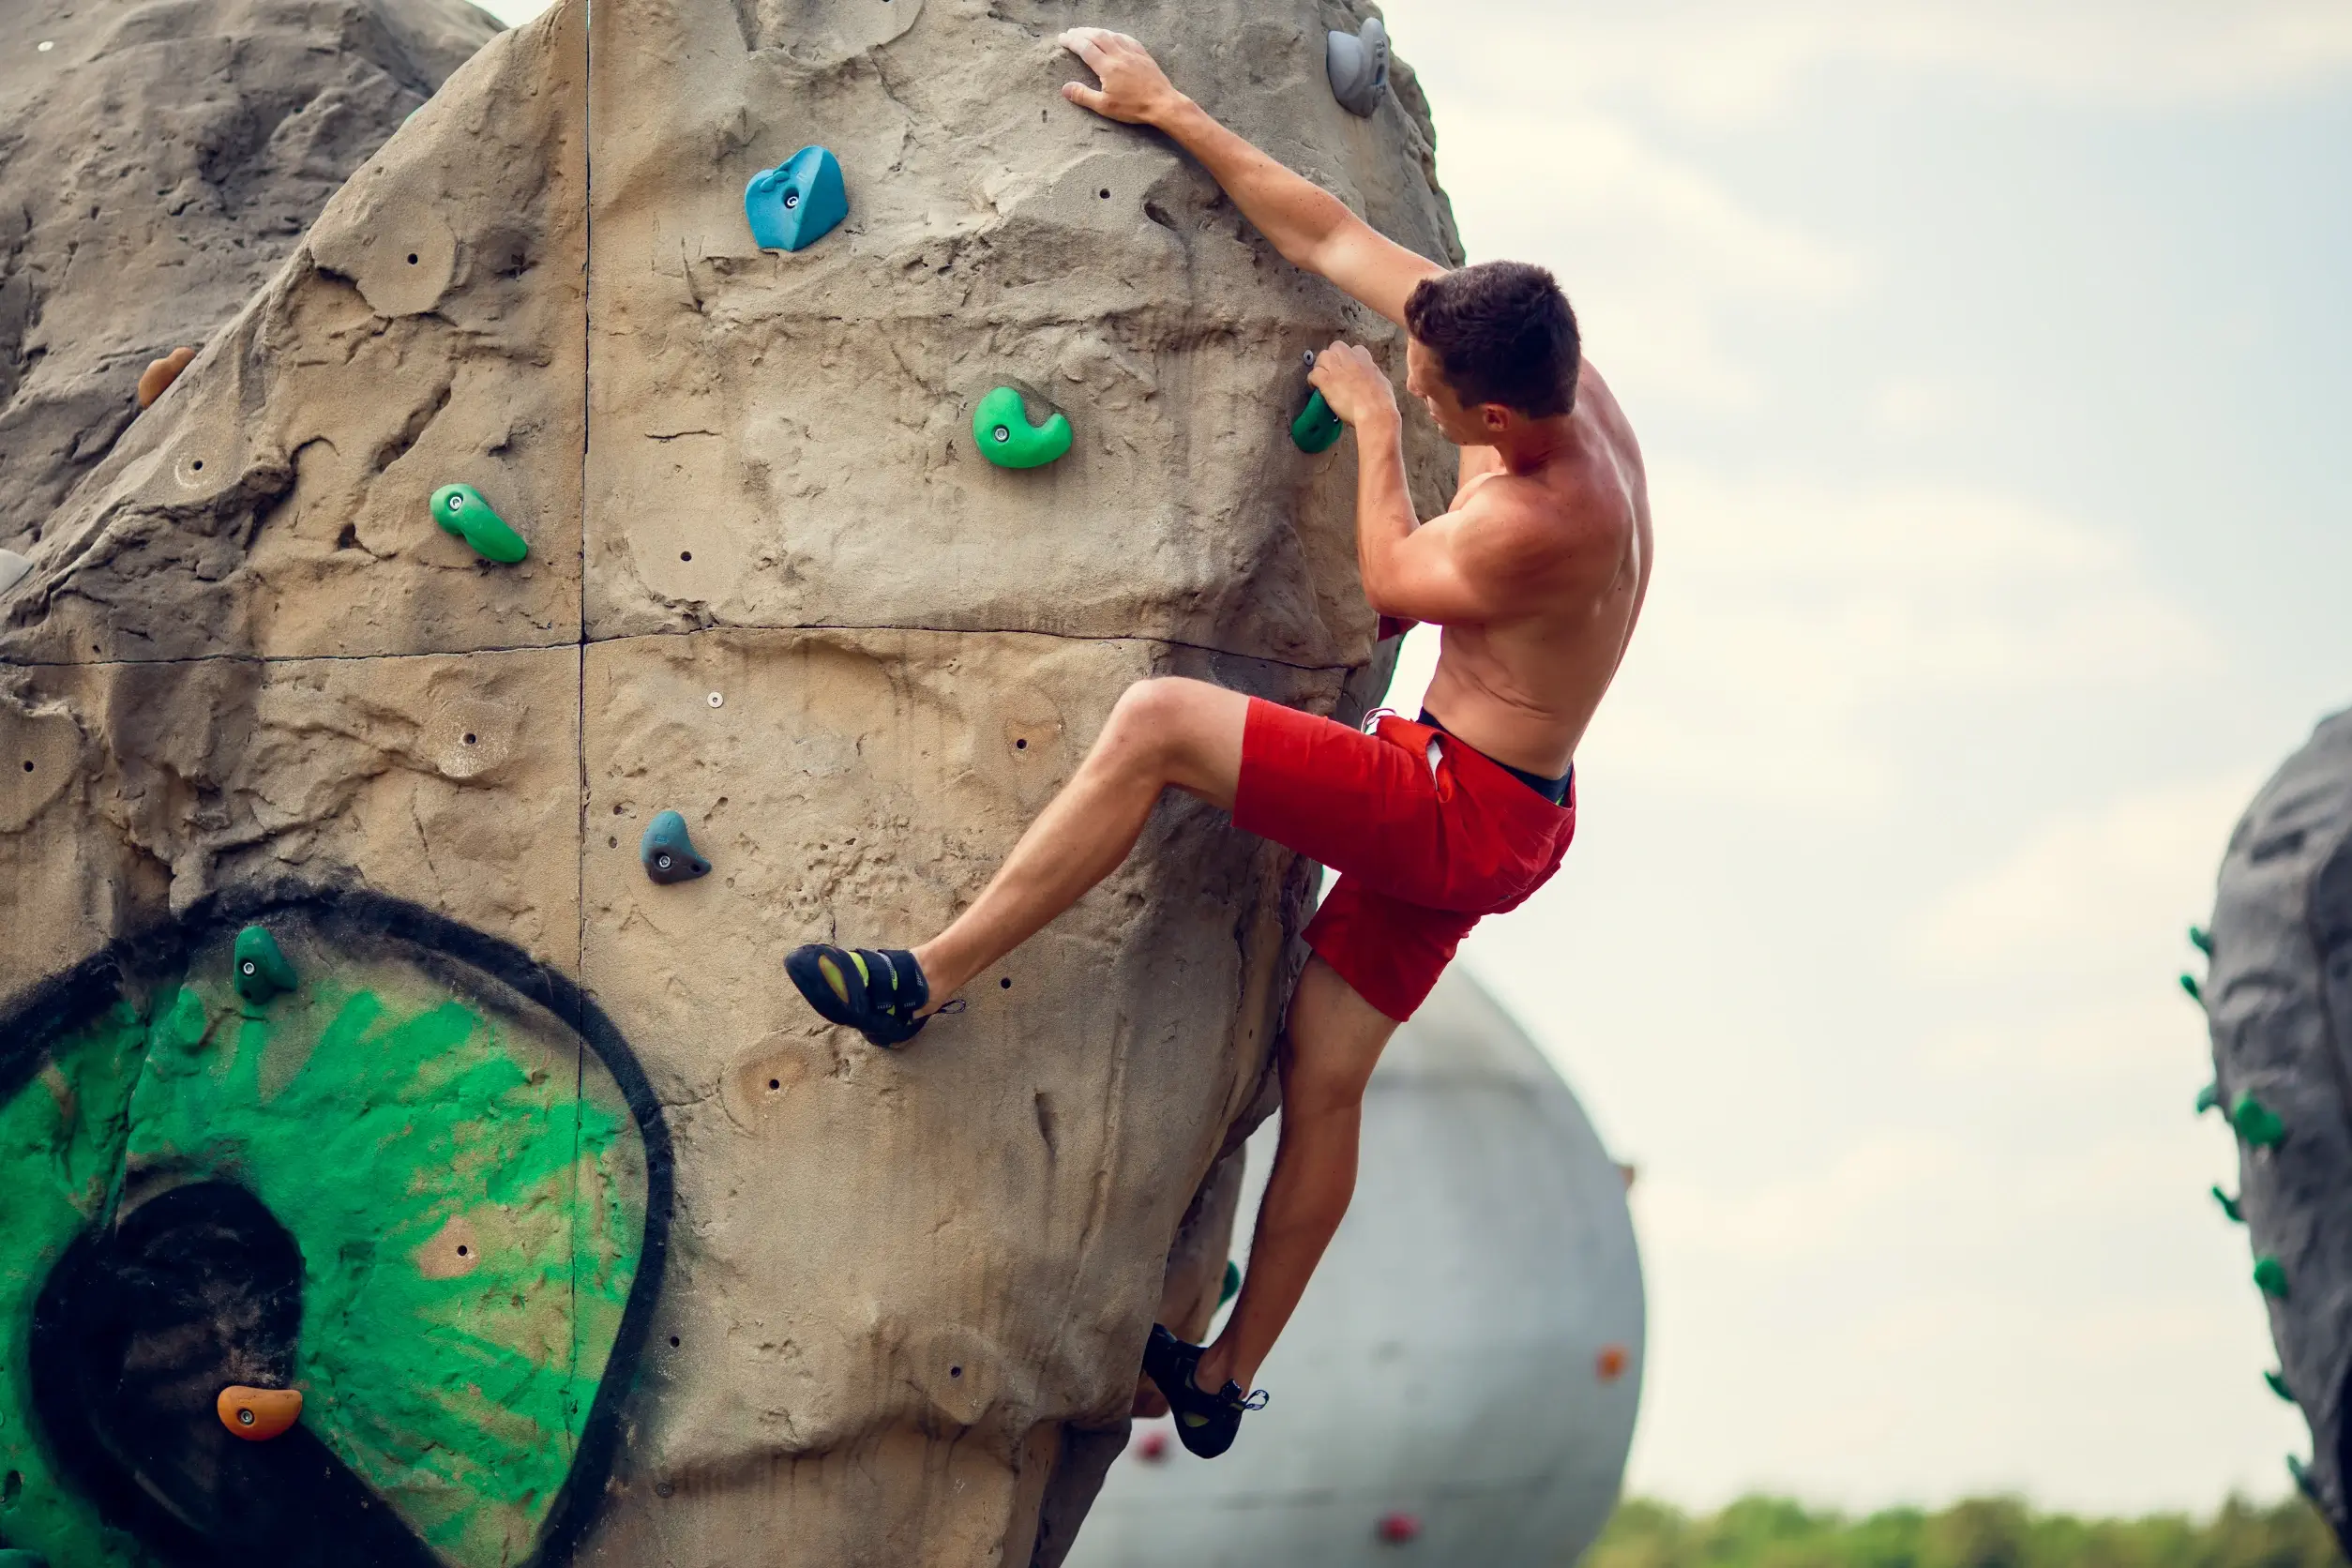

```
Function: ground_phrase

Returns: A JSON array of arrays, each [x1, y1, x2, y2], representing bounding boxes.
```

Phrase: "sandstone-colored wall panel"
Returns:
[[577, 626, 1329, 1560], [0, 644, 581, 997], [582, 0, 1459, 660], [0, 3, 586, 665]]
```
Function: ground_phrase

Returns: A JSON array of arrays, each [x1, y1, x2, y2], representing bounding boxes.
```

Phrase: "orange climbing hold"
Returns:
[[137, 346, 196, 409], [1596, 1344, 1629, 1382], [217, 1384, 303, 1441]]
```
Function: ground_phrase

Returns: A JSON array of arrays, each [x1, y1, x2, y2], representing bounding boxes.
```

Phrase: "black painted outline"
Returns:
[[0, 883, 672, 1568]]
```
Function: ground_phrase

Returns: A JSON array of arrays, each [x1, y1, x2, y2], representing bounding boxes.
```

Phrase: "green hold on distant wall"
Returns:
[[2230, 1093, 2285, 1150], [2254, 1257, 2290, 1301], [233, 924, 297, 1004]]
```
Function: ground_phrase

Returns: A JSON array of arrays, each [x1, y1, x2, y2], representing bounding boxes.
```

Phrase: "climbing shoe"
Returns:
[[785, 944, 936, 1048], [1140, 1324, 1267, 1459]]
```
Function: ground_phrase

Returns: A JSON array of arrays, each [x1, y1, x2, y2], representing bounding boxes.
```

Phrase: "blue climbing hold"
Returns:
[[1326, 16, 1390, 117], [746, 146, 847, 253], [641, 810, 712, 885]]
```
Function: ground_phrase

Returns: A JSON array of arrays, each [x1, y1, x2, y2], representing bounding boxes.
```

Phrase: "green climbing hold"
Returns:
[[2267, 1369, 2293, 1401], [2195, 1082, 2223, 1115], [429, 482, 529, 564], [1219, 1259, 1242, 1308], [0, 1552, 52, 1568], [2190, 925, 2213, 956], [232, 925, 297, 1005], [2179, 972, 2204, 1003], [1291, 388, 1345, 455], [2231, 1092, 2285, 1150], [640, 809, 712, 885], [2289, 1454, 2317, 1500], [972, 387, 1073, 470], [2254, 1256, 2289, 1300], [2211, 1184, 2244, 1223]]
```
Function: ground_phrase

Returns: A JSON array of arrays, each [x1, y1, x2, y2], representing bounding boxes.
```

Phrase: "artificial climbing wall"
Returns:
[[0, 1, 1460, 1562]]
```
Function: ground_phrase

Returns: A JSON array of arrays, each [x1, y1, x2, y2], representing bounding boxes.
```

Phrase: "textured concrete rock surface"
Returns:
[[2201, 708, 2352, 1549], [0, 0, 500, 550], [0, 0, 1457, 1562]]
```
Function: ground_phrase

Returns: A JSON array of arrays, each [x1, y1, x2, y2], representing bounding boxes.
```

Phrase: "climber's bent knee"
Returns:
[[1097, 677, 1247, 807]]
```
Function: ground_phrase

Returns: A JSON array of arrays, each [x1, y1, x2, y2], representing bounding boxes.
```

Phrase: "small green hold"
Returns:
[[2179, 972, 2204, 1003], [2289, 1454, 2317, 1500], [2231, 1093, 2285, 1150], [2211, 1185, 2244, 1223], [2267, 1369, 2293, 1402], [1219, 1259, 1242, 1308], [2189, 925, 2213, 956], [972, 387, 1073, 470], [430, 482, 529, 564], [2195, 1082, 2223, 1115], [2254, 1256, 2290, 1301], [1291, 388, 1344, 454], [233, 925, 297, 1005]]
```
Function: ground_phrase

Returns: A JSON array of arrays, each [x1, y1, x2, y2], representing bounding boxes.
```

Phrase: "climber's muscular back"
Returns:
[[1416, 364, 1651, 779]]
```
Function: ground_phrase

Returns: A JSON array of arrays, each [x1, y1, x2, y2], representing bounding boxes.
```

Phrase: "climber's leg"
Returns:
[[910, 676, 1247, 1008], [1197, 956, 1397, 1393]]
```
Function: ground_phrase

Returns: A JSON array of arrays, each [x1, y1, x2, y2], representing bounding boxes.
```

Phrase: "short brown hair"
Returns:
[[1404, 261, 1580, 418]]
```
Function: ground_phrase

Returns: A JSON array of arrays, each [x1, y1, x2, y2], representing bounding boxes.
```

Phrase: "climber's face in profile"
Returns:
[[1406, 334, 1515, 450]]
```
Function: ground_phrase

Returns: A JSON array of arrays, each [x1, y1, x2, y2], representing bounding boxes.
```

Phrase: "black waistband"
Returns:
[[1418, 709, 1573, 805]]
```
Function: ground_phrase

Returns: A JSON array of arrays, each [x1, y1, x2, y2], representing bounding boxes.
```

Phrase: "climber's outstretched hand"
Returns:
[[1309, 342, 1400, 430], [1060, 29, 1185, 126]]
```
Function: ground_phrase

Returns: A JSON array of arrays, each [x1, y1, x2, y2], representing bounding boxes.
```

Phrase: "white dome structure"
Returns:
[[1070, 967, 1646, 1566]]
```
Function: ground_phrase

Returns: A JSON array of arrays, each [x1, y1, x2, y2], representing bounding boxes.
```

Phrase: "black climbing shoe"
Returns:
[[785, 944, 934, 1048], [1141, 1325, 1268, 1459]]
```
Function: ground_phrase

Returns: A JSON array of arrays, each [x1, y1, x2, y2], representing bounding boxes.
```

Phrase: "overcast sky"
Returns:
[[485, 0, 2352, 1516]]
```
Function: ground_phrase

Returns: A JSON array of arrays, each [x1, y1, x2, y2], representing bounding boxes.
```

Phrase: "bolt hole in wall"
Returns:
[[768, 1078, 781, 1092], [21, 761, 31, 772], [1015, 738, 1027, 751], [680, 550, 691, 562], [669, 1336, 681, 1349], [407, 252, 419, 264], [950, 1366, 962, 1379], [190, 460, 204, 471], [462, 733, 477, 746], [1000, 977, 1012, 989]]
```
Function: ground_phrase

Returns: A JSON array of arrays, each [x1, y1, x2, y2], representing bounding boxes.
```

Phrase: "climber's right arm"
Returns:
[[1060, 28, 1444, 328]]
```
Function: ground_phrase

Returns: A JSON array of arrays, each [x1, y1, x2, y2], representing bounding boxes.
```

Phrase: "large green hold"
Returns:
[[1290, 388, 1344, 454], [972, 386, 1073, 471], [233, 924, 297, 1005], [429, 482, 529, 564]]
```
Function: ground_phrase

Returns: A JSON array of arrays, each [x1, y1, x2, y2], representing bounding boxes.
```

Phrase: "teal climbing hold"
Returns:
[[2190, 925, 2213, 956], [2179, 972, 2203, 1003], [2267, 1369, 2293, 1401], [233, 925, 297, 1005], [2254, 1257, 2289, 1300], [430, 482, 529, 564], [972, 386, 1073, 470], [641, 810, 711, 885], [2195, 1082, 2223, 1115], [0, 1552, 52, 1568], [2211, 1185, 2244, 1223], [1219, 1259, 1242, 1308], [1292, 389, 1344, 454], [2231, 1093, 2285, 1150], [745, 146, 847, 253], [2289, 1454, 2317, 1500]]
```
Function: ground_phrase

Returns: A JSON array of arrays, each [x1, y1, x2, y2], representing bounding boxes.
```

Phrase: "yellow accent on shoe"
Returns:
[[818, 954, 851, 1005], [849, 951, 870, 984]]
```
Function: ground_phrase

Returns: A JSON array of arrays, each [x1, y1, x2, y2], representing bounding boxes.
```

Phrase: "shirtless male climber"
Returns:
[[786, 28, 1651, 1457]]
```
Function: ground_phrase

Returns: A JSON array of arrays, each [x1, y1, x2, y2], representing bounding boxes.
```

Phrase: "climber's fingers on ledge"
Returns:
[[1062, 80, 1110, 114]]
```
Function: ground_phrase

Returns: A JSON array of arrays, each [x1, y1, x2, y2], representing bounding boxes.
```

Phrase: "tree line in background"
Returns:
[[1584, 1495, 2344, 1568]]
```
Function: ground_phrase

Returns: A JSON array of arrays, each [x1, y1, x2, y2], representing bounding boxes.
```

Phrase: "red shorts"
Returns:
[[1233, 699, 1576, 1021]]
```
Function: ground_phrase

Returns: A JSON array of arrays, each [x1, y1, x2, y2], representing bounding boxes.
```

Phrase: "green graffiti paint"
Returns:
[[0, 1003, 155, 1567], [0, 926, 648, 1568]]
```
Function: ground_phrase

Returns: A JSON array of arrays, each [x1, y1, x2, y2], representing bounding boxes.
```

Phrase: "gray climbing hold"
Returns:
[[0, 549, 28, 596], [1326, 16, 1390, 118], [641, 809, 711, 885]]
